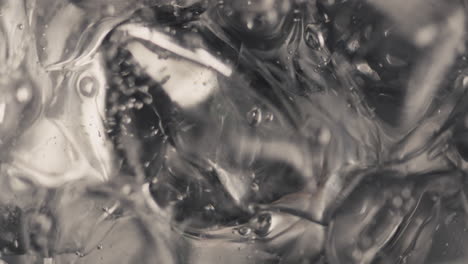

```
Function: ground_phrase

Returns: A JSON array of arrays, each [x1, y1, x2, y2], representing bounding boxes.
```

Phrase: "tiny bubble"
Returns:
[[204, 204, 215, 211], [247, 107, 262, 126], [238, 226, 252, 236]]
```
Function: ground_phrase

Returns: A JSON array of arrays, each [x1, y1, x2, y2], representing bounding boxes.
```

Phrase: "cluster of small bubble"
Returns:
[[104, 45, 155, 132]]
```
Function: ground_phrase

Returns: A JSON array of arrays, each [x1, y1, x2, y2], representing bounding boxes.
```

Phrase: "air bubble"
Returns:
[[16, 85, 32, 103], [204, 204, 215, 211], [265, 112, 274, 122], [143, 96, 153, 105], [78, 76, 97, 97], [391, 196, 403, 209], [122, 115, 132, 124], [238, 226, 252, 236], [247, 107, 262, 126], [134, 101, 144, 110], [252, 213, 271, 237]]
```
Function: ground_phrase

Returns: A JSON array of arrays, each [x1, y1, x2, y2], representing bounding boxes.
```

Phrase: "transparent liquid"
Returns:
[[0, 0, 468, 263]]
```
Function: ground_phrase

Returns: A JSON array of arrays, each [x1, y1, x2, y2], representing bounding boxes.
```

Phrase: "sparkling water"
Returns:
[[0, 0, 468, 263]]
